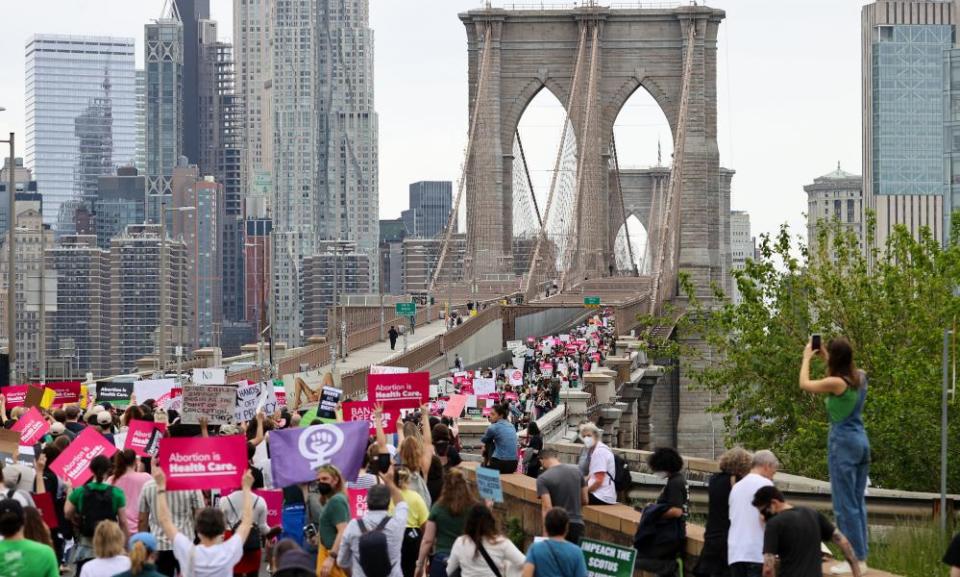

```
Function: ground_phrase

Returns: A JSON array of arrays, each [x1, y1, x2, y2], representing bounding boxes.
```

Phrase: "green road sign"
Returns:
[[396, 302, 417, 316], [580, 538, 636, 577], [584, 296, 601, 307]]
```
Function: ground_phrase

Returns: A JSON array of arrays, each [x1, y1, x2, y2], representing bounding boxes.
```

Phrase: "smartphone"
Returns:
[[811, 334, 821, 352], [303, 524, 318, 539]]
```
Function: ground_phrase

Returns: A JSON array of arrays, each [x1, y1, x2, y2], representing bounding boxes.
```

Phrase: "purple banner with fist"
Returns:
[[268, 421, 369, 488]]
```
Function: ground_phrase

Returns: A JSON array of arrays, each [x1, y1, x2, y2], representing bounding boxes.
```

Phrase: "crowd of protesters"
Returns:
[[1, 311, 960, 577]]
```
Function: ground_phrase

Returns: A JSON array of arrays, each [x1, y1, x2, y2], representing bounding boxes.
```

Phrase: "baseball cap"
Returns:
[[49, 422, 66, 436], [129, 532, 157, 552], [0, 498, 24, 523], [97, 411, 113, 425]]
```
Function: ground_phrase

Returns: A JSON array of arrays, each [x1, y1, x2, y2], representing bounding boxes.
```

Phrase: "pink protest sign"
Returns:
[[453, 372, 473, 387], [49, 427, 117, 485], [0, 386, 31, 408], [348, 488, 368, 519], [124, 420, 168, 457], [158, 435, 248, 491], [254, 489, 283, 528], [504, 392, 519, 402], [44, 381, 82, 407], [442, 394, 468, 419], [367, 372, 429, 403], [540, 362, 554, 377], [12, 407, 51, 445], [274, 389, 287, 408], [342, 399, 419, 434]]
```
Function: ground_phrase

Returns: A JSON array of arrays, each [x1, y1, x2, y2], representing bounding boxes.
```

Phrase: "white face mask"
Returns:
[[581, 435, 596, 449]]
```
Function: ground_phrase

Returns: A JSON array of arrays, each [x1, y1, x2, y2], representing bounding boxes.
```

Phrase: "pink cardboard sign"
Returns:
[[12, 407, 51, 445], [0, 386, 31, 408], [504, 392, 519, 402], [49, 427, 117, 485], [158, 435, 248, 491], [367, 372, 430, 404], [124, 420, 168, 457], [254, 489, 283, 528], [442, 394, 468, 419], [348, 488, 368, 519], [342, 399, 419, 434]]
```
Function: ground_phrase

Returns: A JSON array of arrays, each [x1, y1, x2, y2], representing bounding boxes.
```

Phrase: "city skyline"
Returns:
[[0, 0, 864, 242]]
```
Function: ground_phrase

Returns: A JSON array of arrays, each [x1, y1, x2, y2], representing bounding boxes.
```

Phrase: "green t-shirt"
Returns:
[[318, 492, 350, 550], [826, 387, 858, 423], [428, 504, 468, 555], [0, 538, 59, 577], [68, 482, 126, 512]]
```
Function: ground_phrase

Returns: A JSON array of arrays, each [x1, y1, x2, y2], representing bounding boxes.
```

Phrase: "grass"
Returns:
[[861, 523, 953, 577]]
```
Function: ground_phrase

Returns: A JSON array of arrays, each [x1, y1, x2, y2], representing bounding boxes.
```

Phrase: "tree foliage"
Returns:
[[643, 215, 960, 492]]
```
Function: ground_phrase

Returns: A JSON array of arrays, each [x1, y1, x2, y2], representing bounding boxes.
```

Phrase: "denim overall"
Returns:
[[827, 372, 870, 561]]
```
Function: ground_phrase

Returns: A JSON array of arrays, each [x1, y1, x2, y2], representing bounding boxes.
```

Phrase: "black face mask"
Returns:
[[316, 482, 334, 496], [376, 454, 392, 473]]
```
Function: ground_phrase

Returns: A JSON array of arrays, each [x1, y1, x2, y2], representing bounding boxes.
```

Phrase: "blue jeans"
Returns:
[[429, 553, 449, 577], [828, 430, 870, 560]]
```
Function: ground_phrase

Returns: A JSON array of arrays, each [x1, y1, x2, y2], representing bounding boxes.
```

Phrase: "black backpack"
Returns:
[[80, 486, 116, 538], [611, 454, 631, 493], [357, 517, 393, 577]]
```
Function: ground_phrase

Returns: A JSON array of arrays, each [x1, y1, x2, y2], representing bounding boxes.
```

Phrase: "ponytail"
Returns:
[[112, 449, 137, 482], [129, 541, 148, 575]]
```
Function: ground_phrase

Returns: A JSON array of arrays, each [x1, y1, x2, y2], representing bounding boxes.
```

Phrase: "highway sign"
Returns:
[[584, 296, 601, 308], [396, 302, 417, 316]]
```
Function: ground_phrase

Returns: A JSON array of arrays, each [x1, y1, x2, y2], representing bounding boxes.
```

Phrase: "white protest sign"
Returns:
[[369, 365, 409, 375], [193, 368, 226, 385], [466, 395, 478, 408], [429, 385, 439, 399], [473, 378, 496, 397], [235, 382, 275, 422], [181, 385, 236, 424], [507, 368, 523, 387], [133, 379, 179, 409], [512, 356, 525, 370]]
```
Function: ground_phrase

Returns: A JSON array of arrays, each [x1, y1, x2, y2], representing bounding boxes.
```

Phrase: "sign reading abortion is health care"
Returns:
[[158, 435, 248, 491]]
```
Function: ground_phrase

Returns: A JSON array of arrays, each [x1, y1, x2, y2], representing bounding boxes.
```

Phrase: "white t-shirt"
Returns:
[[173, 532, 244, 577], [586, 443, 617, 504], [727, 473, 773, 564], [79, 555, 131, 577], [447, 535, 525, 577]]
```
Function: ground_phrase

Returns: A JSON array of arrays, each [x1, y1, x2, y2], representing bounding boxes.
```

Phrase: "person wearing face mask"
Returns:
[[313, 465, 350, 577], [576, 423, 616, 505], [752, 486, 862, 577]]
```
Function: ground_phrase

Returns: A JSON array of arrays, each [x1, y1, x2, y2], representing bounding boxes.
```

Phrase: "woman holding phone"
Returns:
[[799, 336, 869, 575]]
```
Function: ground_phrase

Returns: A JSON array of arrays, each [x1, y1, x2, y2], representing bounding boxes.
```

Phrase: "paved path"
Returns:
[[314, 318, 453, 377]]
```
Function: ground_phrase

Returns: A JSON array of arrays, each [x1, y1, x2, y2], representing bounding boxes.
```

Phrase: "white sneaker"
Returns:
[[829, 561, 868, 575]]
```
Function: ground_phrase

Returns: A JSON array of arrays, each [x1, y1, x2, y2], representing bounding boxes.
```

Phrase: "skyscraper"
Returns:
[[174, 0, 210, 165], [401, 181, 453, 238], [271, 0, 379, 346], [24, 35, 136, 228], [729, 211, 754, 305], [234, 0, 273, 214], [145, 15, 184, 217], [198, 20, 244, 322], [804, 164, 864, 258], [94, 166, 146, 251], [862, 1, 955, 247], [136, 69, 146, 172]]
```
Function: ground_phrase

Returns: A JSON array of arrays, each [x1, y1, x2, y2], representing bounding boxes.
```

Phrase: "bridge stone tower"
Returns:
[[459, 4, 727, 295]]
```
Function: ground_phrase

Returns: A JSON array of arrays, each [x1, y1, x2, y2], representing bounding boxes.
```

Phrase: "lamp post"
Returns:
[[0, 121, 17, 386]]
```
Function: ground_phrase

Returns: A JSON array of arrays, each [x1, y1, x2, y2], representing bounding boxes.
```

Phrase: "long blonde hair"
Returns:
[[399, 436, 424, 474], [129, 541, 151, 575], [93, 520, 125, 558]]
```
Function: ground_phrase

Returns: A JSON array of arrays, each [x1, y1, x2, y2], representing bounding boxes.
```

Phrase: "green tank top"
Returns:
[[826, 386, 858, 423]]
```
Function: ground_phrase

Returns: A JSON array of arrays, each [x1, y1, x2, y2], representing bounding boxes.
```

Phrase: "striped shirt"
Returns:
[[139, 480, 205, 551], [348, 473, 379, 490]]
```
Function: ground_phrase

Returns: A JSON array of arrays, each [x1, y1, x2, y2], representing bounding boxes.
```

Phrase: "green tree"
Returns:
[[642, 215, 960, 492]]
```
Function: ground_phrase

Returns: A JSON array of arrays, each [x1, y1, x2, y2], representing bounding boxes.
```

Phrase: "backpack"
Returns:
[[357, 517, 393, 577], [79, 485, 116, 538], [611, 454, 631, 493], [227, 495, 263, 552]]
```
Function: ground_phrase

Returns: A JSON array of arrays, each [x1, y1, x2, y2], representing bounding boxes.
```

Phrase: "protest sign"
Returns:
[[180, 385, 236, 424], [274, 387, 286, 409], [268, 421, 369, 488], [342, 399, 418, 434], [254, 489, 283, 527], [466, 407, 482, 418], [23, 386, 44, 409], [369, 365, 409, 375], [540, 362, 554, 377], [429, 384, 439, 399], [49, 427, 117, 485], [134, 379, 180, 408], [476, 467, 503, 503], [0, 429, 20, 456], [234, 381, 261, 422], [143, 429, 163, 457], [580, 538, 637, 577], [0, 386, 30, 408], [507, 368, 523, 387], [32, 492, 59, 529], [124, 420, 168, 457], [317, 387, 342, 421], [96, 381, 134, 407], [39, 388, 56, 409], [453, 372, 473, 388], [158, 435, 247, 491], [193, 368, 227, 385], [367, 372, 429, 403], [473, 378, 496, 397], [442, 394, 468, 419], [12, 407, 50, 445], [512, 356, 525, 370], [348, 488, 368, 519], [44, 382, 81, 407]]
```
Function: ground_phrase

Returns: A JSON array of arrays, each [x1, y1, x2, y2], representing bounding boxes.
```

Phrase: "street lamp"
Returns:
[[0, 107, 16, 385]]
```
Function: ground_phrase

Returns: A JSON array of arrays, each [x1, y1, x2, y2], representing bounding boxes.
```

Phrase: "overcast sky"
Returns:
[[0, 0, 867, 241]]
